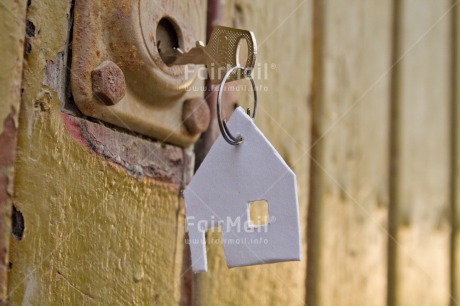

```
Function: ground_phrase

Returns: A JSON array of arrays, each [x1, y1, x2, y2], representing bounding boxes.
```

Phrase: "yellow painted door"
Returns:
[[1, 0, 459, 305]]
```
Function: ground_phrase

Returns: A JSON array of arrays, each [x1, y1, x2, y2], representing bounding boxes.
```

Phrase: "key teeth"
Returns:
[[174, 47, 184, 54], [196, 41, 205, 48]]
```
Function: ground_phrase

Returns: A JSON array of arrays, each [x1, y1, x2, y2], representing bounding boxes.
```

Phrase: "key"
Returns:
[[162, 26, 257, 84]]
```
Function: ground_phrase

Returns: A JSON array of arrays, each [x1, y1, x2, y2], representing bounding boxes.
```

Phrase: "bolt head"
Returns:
[[182, 98, 210, 134], [91, 61, 126, 105]]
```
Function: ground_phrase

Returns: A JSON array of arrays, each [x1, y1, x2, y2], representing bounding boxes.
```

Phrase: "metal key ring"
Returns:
[[217, 66, 258, 145]]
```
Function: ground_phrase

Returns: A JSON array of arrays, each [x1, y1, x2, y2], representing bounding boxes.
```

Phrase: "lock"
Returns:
[[71, 0, 208, 147]]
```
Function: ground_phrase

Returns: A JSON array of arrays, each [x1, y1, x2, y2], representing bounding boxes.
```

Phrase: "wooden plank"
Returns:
[[452, 0, 460, 304], [0, 0, 28, 301], [307, 1, 392, 306], [389, 1, 453, 305], [7, 0, 201, 304], [196, 0, 312, 305]]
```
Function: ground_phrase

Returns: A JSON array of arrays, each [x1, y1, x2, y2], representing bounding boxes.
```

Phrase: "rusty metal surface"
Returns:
[[71, 0, 207, 147], [62, 113, 192, 185], [91, 61, 127, 106], [182, 98, 211, 134]]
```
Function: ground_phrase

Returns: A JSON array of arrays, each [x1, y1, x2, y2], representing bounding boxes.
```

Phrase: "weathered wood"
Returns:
[[452, 0, 460, 304], [197, 0, 312, 305], [7, 0, 198, 304], [388, 1, 452, 305], [0, 0, 28, 301], [6, 0, 458, 304], [307, 1, 392, 305]]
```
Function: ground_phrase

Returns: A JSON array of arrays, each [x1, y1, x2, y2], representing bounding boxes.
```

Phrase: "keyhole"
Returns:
[[236, 37, 249, 67], [156, 17, 181, 65]]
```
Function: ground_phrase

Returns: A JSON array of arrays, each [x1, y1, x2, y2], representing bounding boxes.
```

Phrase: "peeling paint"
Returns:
[[7, 0, 192, 304], [62, 114, 192, 184], [0, 44, 25, 306], [11, 206, 24, 241], [43, 51, 66, 101], [0, 0, 28, 301], [0, 109, 18, 170]]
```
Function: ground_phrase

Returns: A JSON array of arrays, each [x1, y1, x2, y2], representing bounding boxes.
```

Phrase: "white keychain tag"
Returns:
[[184, 68, 301, 272]]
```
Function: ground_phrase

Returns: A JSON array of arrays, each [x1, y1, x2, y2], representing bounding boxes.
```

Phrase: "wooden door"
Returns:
[[1, 0, 311, 304], [0, 0, 458, 305]]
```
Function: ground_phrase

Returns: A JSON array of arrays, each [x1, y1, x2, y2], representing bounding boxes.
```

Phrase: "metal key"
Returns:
[[162, 26, 257, 84]]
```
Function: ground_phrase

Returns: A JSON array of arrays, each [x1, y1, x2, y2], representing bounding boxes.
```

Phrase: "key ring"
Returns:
[[217, 66, 258, 145]]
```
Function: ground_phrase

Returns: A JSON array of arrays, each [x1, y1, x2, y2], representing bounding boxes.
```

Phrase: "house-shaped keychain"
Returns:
[[184, 107, 302, 272]]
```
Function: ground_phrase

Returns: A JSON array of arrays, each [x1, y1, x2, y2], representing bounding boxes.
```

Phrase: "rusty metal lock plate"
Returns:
[[71, 0, 208, 147]]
